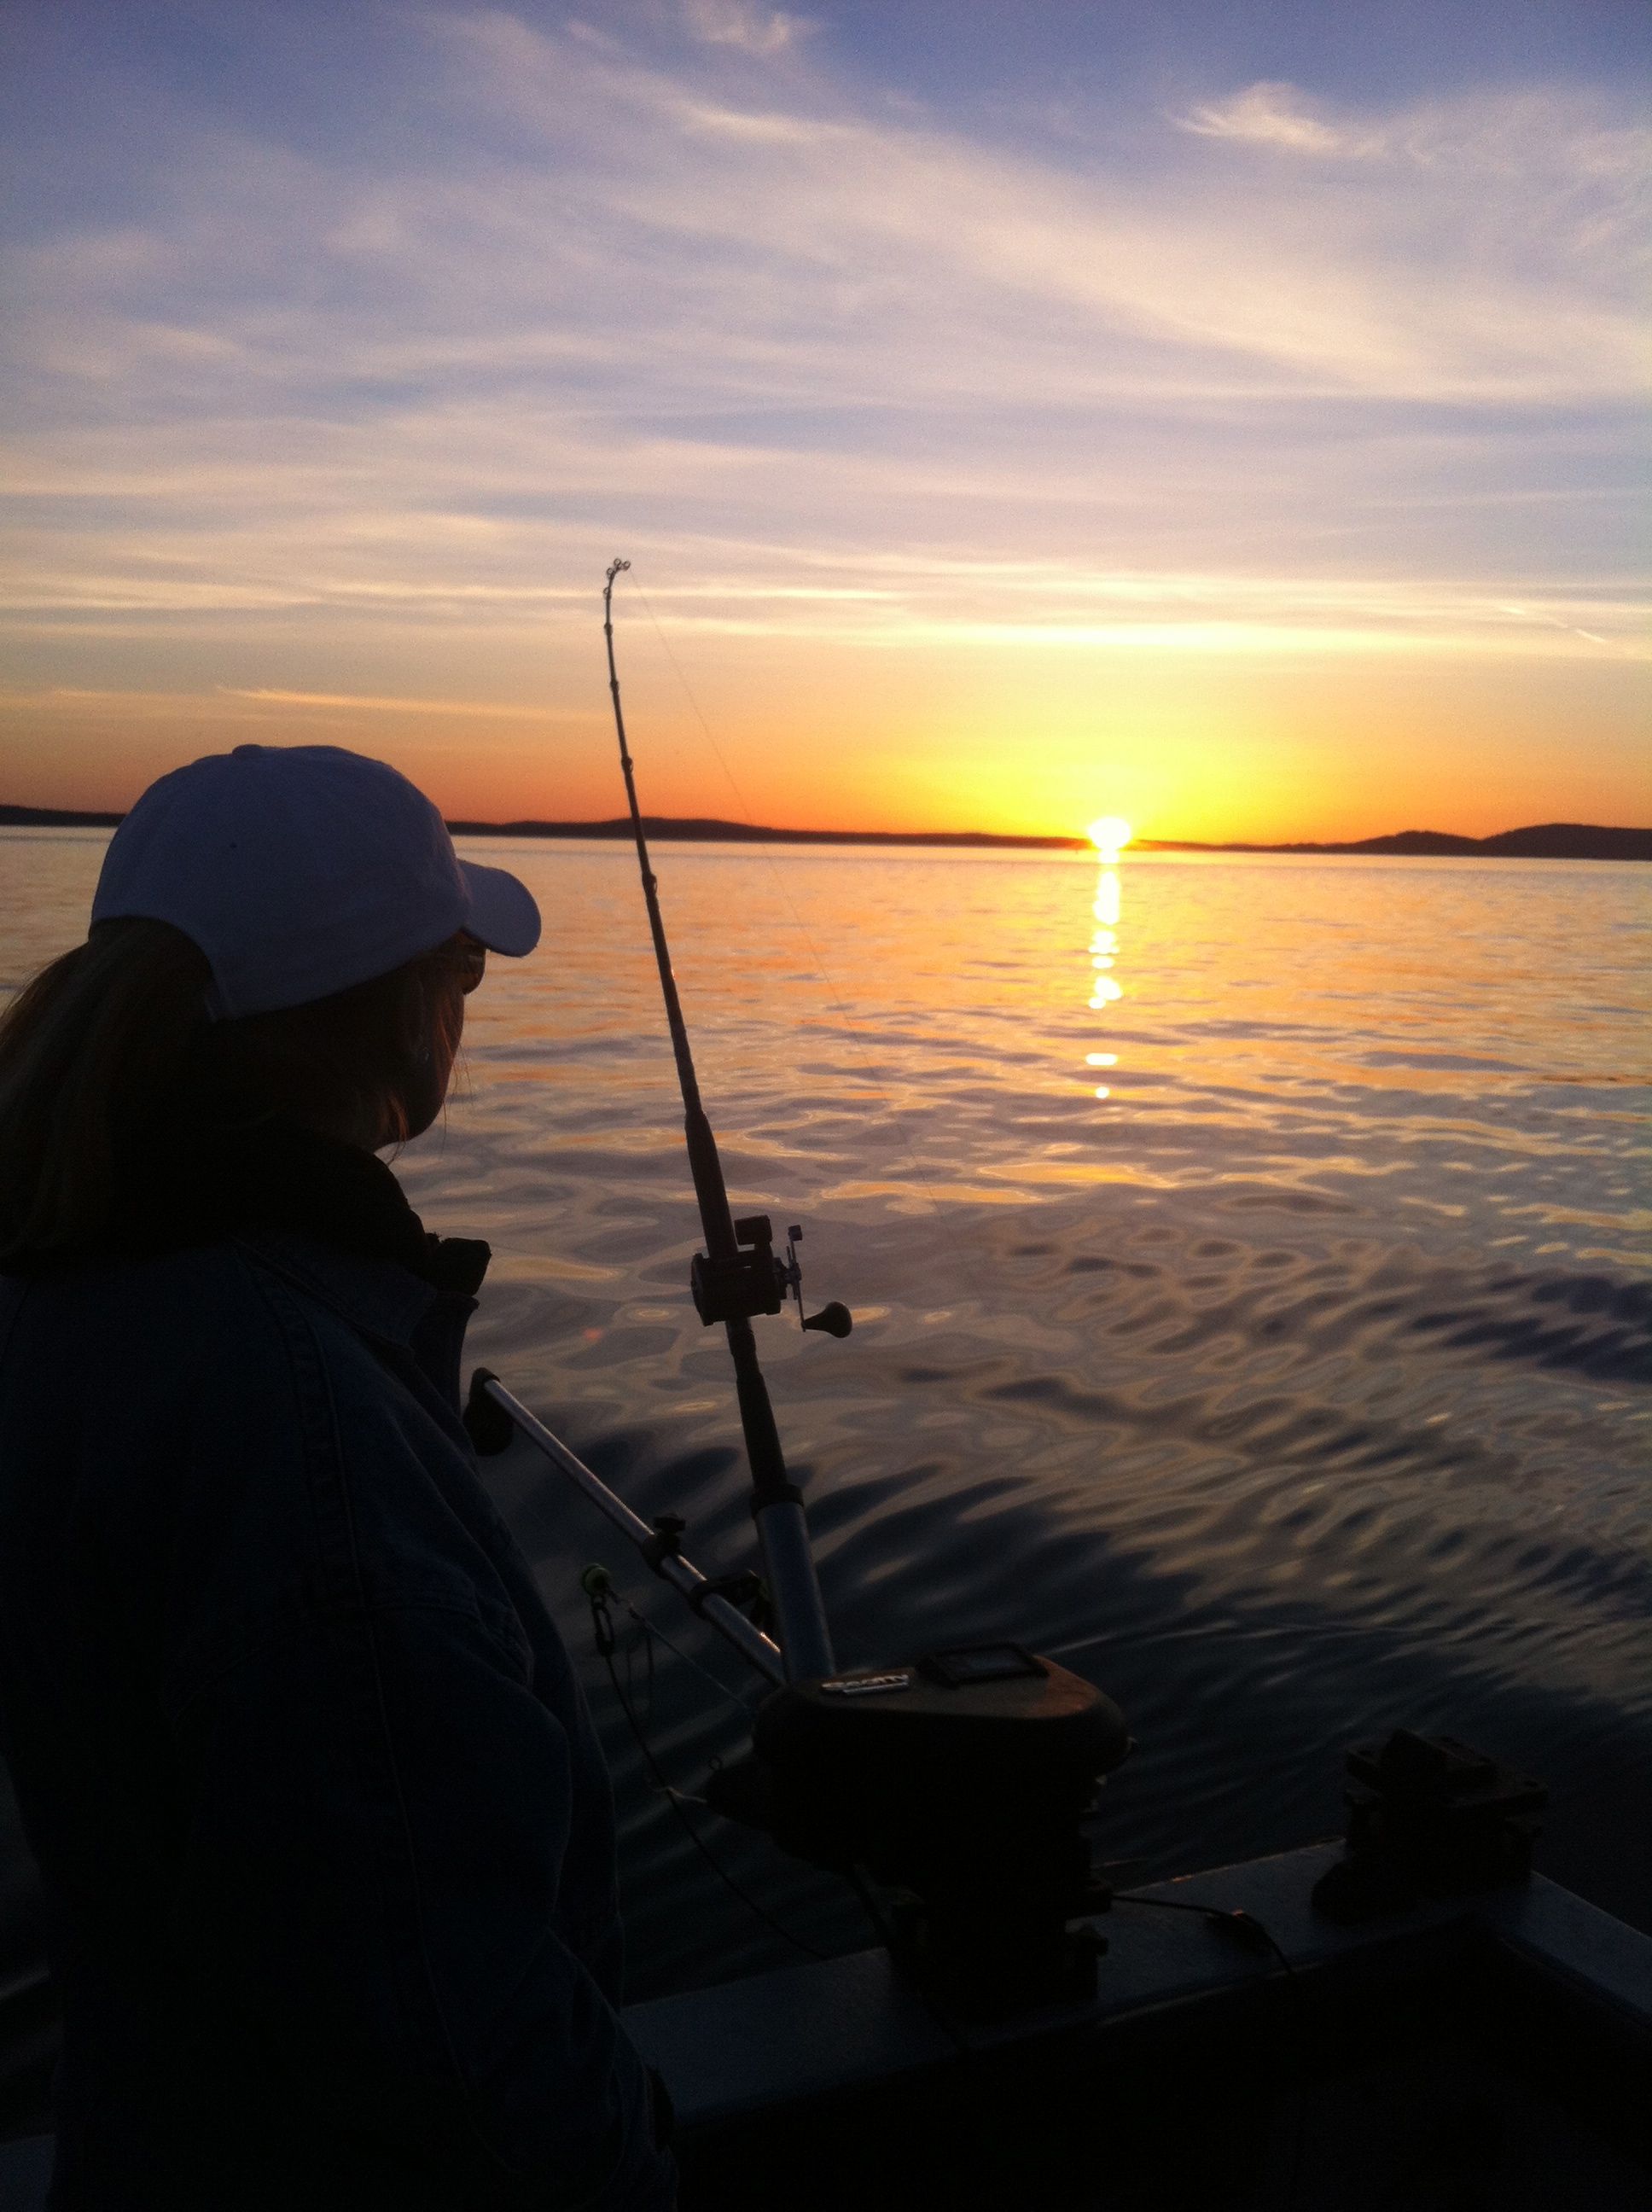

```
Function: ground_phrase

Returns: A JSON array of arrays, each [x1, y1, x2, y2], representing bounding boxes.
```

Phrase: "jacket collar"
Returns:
[[237, 1232, 450, 1350], [94, 1112, 492, 1322]]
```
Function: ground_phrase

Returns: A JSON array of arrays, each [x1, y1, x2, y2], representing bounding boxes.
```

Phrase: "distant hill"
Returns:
[[444, 815, 1085, 851], [1137, 823, 1652, 862], [0, 805, 125, 829], [2, 805, 1646, 860]]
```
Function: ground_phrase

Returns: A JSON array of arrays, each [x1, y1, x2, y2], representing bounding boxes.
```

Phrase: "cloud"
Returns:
[[1178, 77, 1652, 209], [218, 687, 590, 716], [2, 425, 1641, 661], [0, 5, 1645, 708], [680, 0, 813, 58], [404, 16, 1646, 404], [1176, 82, 1374, 157]]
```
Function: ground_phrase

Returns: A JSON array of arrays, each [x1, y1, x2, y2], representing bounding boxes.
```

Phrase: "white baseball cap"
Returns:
[[91, 743, 542, 1019]]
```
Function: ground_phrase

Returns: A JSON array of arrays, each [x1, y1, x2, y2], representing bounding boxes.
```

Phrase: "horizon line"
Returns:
[[1, 805, 1648, 860]]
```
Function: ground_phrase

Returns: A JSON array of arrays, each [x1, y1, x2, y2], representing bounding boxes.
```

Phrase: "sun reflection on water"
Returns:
[[1085, 860, 1124, 1095]]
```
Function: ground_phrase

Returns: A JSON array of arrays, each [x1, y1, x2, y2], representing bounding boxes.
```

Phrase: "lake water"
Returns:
[[2, 829, 1649, 2003]]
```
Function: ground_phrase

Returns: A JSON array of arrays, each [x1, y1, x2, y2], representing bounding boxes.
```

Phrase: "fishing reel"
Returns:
[[707, 1644, 1131, 2019], [690, 1214, 852, 1340]]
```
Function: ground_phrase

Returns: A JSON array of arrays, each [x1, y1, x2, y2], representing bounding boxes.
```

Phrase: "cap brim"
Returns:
[[457, 858, 542, 957]]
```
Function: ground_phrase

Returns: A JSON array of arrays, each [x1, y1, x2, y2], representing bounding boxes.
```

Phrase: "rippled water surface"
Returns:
[[3, 830, 1649, 1997]]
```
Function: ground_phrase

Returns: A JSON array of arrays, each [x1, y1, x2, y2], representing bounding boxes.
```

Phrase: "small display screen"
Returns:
[[922, 1644, 1044, 1687]]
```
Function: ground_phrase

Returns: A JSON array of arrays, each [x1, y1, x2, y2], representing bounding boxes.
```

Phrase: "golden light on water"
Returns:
[[1085, 841, 1127, 1097], [1087, 816, 1134, 859]]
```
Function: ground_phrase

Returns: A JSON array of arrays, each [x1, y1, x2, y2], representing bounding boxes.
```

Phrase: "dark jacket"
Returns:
[[0, 1124, 675, 2209]]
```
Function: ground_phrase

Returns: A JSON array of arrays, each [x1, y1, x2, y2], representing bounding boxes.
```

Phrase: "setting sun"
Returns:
[[1087, 816, 1134, 858]]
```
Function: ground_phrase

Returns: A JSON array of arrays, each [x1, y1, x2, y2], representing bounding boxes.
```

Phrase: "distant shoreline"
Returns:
[[2, 806, 1646, 862]]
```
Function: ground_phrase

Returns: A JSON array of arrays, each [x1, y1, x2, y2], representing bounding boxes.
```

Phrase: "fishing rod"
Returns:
[[470, 557, 848, 1685], [597, 556, 846, 1682], [465, 559, 1132, 2021], [473, 564, 851, 1674]]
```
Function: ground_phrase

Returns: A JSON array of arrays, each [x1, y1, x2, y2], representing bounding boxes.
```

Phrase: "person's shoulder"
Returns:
[[3, 1240, 269, 1330], [2, 1244, 310, 1442], [0, 1245, 311, 1553]]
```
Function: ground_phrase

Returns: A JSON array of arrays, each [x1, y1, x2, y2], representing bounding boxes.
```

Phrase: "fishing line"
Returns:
[[586, 1577, 832, 1963], [631, 584, 980, 1278], [607, 1576, 761, 1723], [590, 1559, 978, 2066], [594, 1581, 981, 2055], [1113, 1891, 1307, 2209], [621, 1599, 654, 1734], [1045, 1621, 1387, 1667], [843, 1868, 978, 2065], [588, 1563, 980, 2049]]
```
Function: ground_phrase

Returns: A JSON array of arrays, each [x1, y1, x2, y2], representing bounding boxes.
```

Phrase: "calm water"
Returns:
[[2, 830, 1649, 2000]]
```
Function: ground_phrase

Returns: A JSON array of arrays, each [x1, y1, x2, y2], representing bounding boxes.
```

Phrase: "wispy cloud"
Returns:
[[679, 0, 814, 58], [1178, 77, 1652, 191], [219, 687, 590, 717], [13, 10, 1633, 420], [405, 15, 1646, 402], [1177, 82, 1375, 157]]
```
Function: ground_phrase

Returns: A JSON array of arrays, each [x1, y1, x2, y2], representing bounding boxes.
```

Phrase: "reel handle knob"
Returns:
[[801, 1301, 852, 1339]]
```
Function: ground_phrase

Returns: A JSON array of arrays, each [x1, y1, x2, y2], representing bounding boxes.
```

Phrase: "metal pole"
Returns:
[[482, 1378, 786, 1686], [602, 560, 835, 1681]]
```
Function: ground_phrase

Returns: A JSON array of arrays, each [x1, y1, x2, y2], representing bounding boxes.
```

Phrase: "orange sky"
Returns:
[[5, 622, 1646, 843]]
